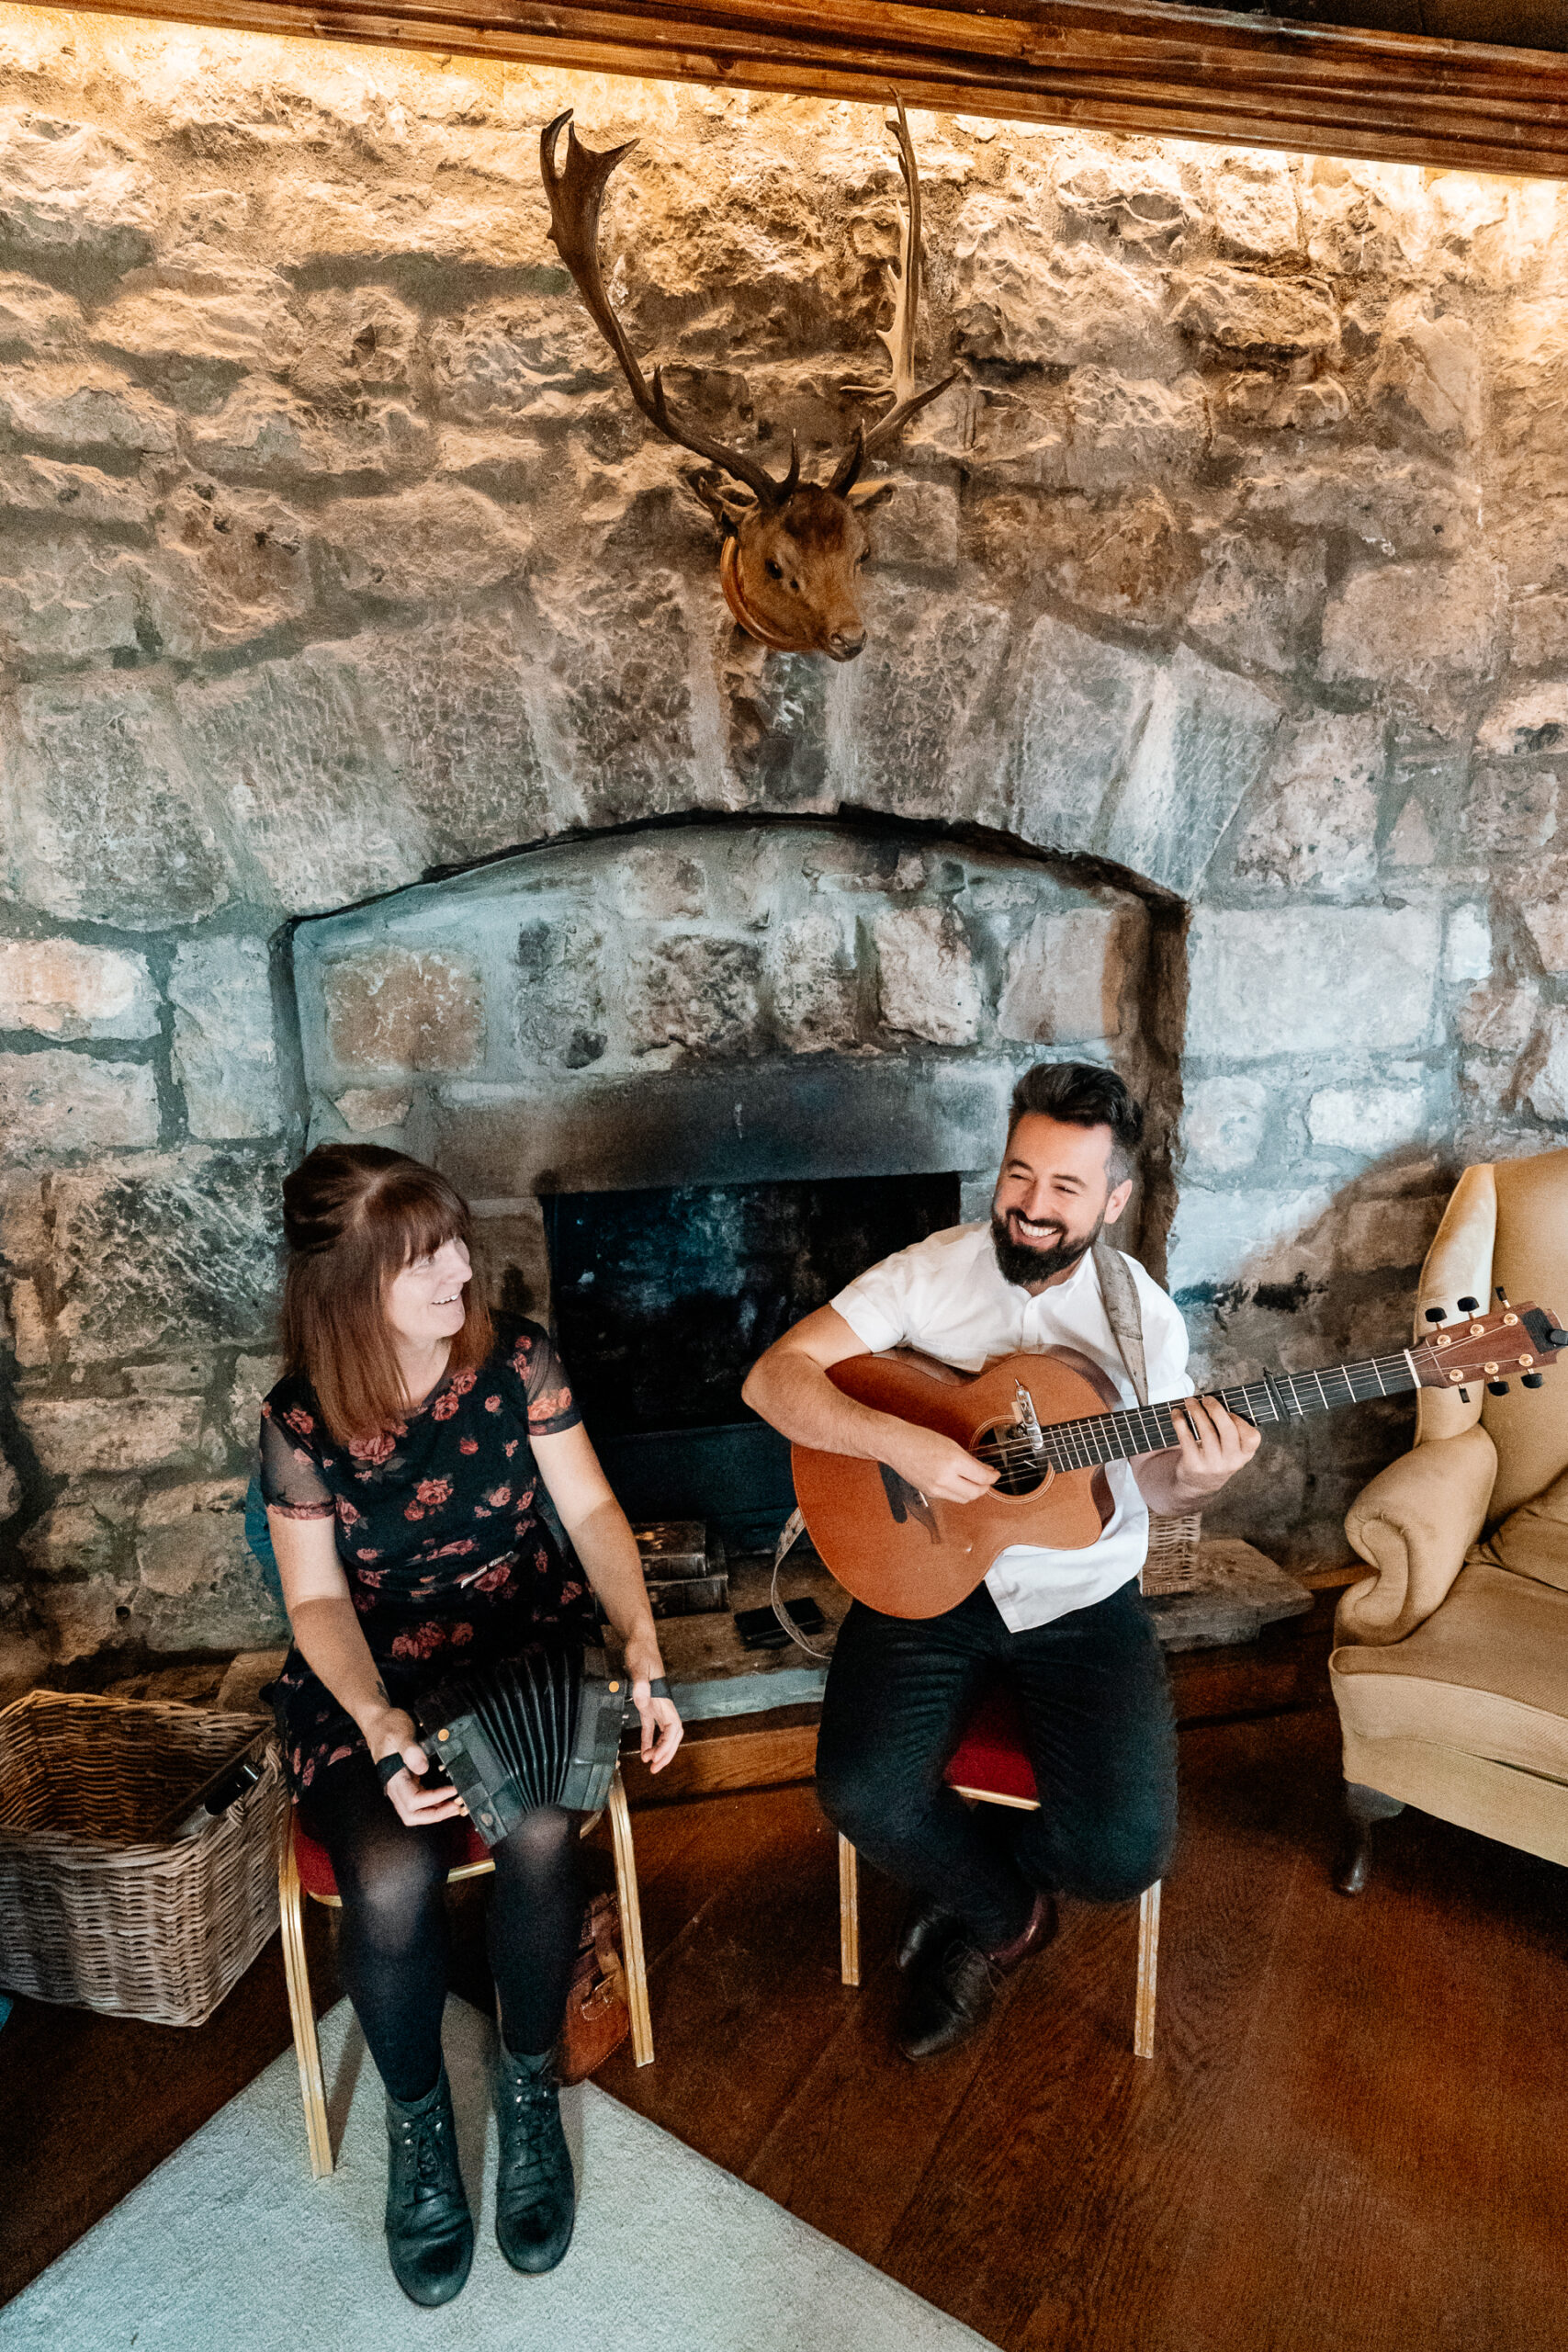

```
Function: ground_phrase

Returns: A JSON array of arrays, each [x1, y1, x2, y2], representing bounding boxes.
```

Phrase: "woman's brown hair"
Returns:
[[280, 1143, 494, 1444]]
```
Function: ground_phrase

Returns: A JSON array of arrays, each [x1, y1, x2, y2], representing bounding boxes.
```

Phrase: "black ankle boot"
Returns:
[[494, 2045, 575, 2275], [384, 2066, 474, 2308]]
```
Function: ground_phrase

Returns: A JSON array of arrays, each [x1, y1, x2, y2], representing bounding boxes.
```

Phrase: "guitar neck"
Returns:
[[1040, 1348, 1421, 1472]]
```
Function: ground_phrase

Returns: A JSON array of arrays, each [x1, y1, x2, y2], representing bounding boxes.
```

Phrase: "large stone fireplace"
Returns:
[[3, 5, 1567, 1692]]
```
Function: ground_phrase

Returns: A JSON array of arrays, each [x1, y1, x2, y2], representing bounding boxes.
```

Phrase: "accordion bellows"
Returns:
[[415, 1645, 629, 1846]]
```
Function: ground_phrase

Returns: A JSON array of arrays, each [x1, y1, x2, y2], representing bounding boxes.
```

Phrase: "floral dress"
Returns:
[[258, 1315, 597, 1799]]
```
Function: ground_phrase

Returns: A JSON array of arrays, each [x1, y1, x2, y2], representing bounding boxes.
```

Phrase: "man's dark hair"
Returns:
[[1007, 1060, 1144, 1181]]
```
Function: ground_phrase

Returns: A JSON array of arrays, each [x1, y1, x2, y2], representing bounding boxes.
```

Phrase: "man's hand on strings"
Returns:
[[880, 1423, 998, 1506]]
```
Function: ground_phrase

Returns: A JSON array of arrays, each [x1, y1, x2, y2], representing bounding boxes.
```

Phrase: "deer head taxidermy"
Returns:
[[539, 96, 956, 662]]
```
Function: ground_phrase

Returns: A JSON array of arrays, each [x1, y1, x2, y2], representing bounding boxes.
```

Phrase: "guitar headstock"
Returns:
[[1412, 1299, 1567, 1393]]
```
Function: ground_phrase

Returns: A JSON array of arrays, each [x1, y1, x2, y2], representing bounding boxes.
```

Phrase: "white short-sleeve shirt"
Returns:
[[830, 1222, 1194, 1632]]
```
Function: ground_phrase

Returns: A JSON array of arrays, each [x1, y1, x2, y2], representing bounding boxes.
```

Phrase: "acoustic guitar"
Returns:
[[791, 1298, 1566, 1619]]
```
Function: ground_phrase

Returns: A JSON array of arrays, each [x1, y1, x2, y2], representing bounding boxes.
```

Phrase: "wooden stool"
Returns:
[[836, 1684, 1161, 2059], [278, 1763, 652, 2177]]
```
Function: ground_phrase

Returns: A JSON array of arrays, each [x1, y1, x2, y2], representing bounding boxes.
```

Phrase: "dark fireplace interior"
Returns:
[[542, 1171, 962, 1546]]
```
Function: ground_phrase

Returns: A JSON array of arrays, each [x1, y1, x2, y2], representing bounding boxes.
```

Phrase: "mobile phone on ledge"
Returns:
[[734, 1598, 828, 1651]]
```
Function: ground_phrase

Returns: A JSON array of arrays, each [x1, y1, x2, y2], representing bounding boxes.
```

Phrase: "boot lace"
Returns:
[[499, 2073, 565, 2200]]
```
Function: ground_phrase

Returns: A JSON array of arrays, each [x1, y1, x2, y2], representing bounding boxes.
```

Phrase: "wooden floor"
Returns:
[[5, 1704, 1565, 2347]]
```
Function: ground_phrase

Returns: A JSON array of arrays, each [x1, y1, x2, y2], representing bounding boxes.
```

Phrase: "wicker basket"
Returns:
[[1142, 1512, 1203, 1596], [0, 1690, 288, 2028]]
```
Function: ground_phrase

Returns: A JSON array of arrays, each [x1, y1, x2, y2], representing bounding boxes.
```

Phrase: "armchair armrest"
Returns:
[[1337, 1424, 1498, 1646]]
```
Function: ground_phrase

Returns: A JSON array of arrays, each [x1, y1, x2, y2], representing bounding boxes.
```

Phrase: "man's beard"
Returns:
[[990, 1205, 1105, 1288]]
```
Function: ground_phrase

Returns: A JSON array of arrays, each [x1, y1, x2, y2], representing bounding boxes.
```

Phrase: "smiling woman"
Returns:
[[257, 1141, 681, 2307]]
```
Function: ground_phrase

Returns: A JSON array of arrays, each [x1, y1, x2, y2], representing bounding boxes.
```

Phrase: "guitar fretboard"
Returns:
[[1019, 1349, 1420, 1475]]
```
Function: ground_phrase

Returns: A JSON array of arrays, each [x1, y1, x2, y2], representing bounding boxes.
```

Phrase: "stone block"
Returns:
[[144, 481, 314, 660], [344, 613, 558, 866], [1522, 904, 1568, 973], [873, 907, 982, 1046], [1461, 766, 1558, 857], [1008, 489, 1201, 628], [1511, 595, 1568, 669], [289, 286, 420, 407], [515, 913, 607, 1070], [333, 1087, 412, 1133], [429, 294, 616, 425], [998, 905, 1144, 1046], [1442, 906, 1491, 985], [871, 479, 961, 573], [0, 362, 175, 456], [261, 175, 549, 275], [131, 1480, 286, 1650], [0, 1049, 158, 1161], [0, 452, 149, 528], [624, 935, 764, 1057], [1237, 453, 1477, 557], [185, 384, 432, 486], [1475, 686, 1568, 760], [0, 538, 141, 663], [45, 1149, 284, 1363], [319, 483, 531, 603], [0, 271, 83, 350], [0, 108, 159, 267], [90, 278, 298, 379], [0, 939, 157, 1040], [1455, 984, 1537, 1054], [1168, 1184, 1333, 1296], [322, 948, 484, 1078], [1010, 616, 1155, 854], [0, 1437, 17, 1522], [1308, 1085, 1427, 1154], [767, 911, 860, 1053], [951, 200, 1177, 372], [1371, 306, 1481, 446], [229, 1351, 283, 1453], [1063, 373, 1209, 493], [175, 651, 416, 917], [1228, 712, 1384, 895], [1187, 907, 1440, 1060], [1185, 534, 1325, 676], [1320, 554, 1506, 689], [1170, 266, 1337, 356], [533, 568, 702, 828], [1384, 798, 1436, 868], [169, 937, 282, 1139], [1528, 1011, 1568, 1121], [832, 579, 1015, 832], [1183, 1076, 1269, 1176], [19, 1394, 204, 1475], [1101, 646, 1282, 899], [1213, 162, 1302, 261], [2, 677, 232, 930]]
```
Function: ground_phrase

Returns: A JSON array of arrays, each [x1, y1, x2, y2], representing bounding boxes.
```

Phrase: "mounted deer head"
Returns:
[[540, 96, 955, 662]]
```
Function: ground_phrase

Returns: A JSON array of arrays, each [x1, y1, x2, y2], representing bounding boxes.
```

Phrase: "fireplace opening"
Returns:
[[542, 1170, 962, 1546]]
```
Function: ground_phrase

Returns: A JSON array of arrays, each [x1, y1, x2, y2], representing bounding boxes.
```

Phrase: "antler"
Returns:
[[540, 111, 794, 511], [830, 92, 958, 496]]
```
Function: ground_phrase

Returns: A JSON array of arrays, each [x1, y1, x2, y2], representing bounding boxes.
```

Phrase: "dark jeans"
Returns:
[[816, 1579, 1177, 1950]]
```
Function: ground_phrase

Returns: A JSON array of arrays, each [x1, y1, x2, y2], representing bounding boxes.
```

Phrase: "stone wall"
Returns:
[[3, 3, 1568, 1687]]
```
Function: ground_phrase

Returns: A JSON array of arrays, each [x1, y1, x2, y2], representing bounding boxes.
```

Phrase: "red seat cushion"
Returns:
[[291, 1812, 493, 1899], [943, 1684, 1040, 1807]]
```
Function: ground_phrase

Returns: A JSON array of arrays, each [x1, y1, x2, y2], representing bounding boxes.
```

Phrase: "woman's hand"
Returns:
[[368, 1707, 469, 1827], [624, 1639, 683, 1774]]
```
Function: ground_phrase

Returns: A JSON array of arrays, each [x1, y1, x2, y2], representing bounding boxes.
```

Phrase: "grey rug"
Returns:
[[2, 1996, 998, 2351]]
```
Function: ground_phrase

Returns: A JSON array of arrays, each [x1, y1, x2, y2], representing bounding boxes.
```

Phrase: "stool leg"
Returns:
[[839, 1835, 860, 1988], [1134, 1880, 1160, 2061], [279, 1828, 333, 2177], [607, 1765, 654, 2067]]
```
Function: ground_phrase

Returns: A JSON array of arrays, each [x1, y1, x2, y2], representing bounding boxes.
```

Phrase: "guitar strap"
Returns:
[[1091, 1234, 1150, 1408]]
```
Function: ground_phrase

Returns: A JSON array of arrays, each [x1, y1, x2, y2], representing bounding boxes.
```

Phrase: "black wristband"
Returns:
[[648, 1678, 671, 1701], [375, 1751, 407, 1791]]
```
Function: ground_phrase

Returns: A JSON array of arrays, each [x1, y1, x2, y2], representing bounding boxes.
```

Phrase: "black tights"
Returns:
[[300, 1754, 582, 2104]]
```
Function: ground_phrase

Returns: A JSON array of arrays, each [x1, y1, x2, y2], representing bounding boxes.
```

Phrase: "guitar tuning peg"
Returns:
[[1495, 1285, 1511, 1306], [1425, 1306, 1448, 1324], [1523, 1372, 1544, 1389], [1487, 1380, 1510, 1396], [1457, 1296, 1481, 1314], [1458, 1387, 1472, 1404]]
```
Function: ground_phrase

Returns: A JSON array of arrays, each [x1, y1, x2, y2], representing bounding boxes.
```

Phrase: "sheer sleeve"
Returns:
[[258, 1394, 336, 1519], [505, 1321, 583, 1437]]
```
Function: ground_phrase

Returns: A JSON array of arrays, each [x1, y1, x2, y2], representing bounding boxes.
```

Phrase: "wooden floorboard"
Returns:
[[6, 1702, 1566, 2349]]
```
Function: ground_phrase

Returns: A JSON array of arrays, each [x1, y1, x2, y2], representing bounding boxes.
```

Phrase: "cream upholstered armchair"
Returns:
[[1331, 1148, 1568, 1892]]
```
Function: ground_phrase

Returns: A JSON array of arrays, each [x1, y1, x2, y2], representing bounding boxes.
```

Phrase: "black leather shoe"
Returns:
[[384, 2067, 474, 2308], [494, 2045, 576, 2274], [896, 1894, 1057, 2063], [896, 1892, 961, 1974]]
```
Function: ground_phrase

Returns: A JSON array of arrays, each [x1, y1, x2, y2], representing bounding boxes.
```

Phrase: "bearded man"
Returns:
[[741, 1060, 1260, 2059]]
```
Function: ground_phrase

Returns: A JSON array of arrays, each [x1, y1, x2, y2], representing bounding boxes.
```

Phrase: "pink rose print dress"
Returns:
[[258, 1315, 595, 1798]]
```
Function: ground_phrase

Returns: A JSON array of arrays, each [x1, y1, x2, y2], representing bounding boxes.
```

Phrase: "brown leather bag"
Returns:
[[558, 1887, 630, 2083]]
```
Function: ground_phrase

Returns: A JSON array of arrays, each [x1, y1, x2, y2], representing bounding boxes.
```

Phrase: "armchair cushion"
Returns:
[[1479, 1460, 1568, 1596], [1331, 1559, 1568, 1781]]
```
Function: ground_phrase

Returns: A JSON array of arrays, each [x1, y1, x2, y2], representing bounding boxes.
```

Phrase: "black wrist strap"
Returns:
[[647, 1678, 671, 1702], [375, 1751, 406, 1791]]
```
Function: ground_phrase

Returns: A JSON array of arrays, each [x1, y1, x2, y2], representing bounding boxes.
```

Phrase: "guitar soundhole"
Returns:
[[974, 1420, 1051, 1498]]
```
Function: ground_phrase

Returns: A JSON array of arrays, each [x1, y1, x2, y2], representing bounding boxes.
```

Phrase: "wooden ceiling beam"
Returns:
[[58, 0, 1568, 178]]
